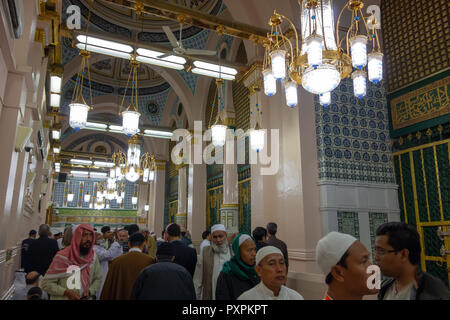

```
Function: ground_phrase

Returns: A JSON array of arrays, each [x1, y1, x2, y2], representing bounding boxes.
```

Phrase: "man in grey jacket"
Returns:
[[375, 222, 450, 300]]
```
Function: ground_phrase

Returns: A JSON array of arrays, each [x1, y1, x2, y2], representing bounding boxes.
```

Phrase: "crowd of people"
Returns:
[[15, 221, 449, 300]]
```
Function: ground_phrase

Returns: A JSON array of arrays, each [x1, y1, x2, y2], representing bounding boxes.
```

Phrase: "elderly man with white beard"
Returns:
[[193, 224, 232, 300]]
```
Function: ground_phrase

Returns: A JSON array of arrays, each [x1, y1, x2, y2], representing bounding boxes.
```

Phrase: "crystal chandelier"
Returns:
[[262, 0, 383, 106], [111, 135, 156, 183]]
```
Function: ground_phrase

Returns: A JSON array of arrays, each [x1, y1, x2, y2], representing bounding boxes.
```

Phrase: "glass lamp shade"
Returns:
[[132, 196, 138, 205], [122, 110, 141, 136], [368, 52, 383, 84], [52, 129, 61, 140], [84, 193, 91, 202], [319, 92, 331, 107], [306, 34, 324, 67], [352, 70, 367, 99], [270, 50, 287, 80], [69, 102, 89, 130], [285, 80, 298, 107], [149, 170, 155, 181], [127, 143, 141, 167], [250, 129, 265, 152], [262, 68, 277, 97], [50, 76, 62, 94], [67, 193, 74, 202], [115, 167, 123, 180], [144, 205, 149, 211], [125, 166, 140, 182], [143, 168, 149, 182], [211, 124, 227, 147], [50, 94, 61, 107], [350, 35, 368, 70], [302, 64, 341, 95]]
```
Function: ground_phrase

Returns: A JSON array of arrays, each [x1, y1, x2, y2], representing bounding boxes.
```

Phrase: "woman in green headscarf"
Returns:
[[216, 232, 260, 300]]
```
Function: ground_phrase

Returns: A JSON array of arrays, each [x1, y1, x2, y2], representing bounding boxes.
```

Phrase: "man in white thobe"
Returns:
[[193, 224, 231, 300], [238, 246, 303, 300], [93, 232, 123, 298]]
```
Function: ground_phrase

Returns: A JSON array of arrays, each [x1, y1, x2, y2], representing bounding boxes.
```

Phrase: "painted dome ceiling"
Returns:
[[60, 0, 228, 153]]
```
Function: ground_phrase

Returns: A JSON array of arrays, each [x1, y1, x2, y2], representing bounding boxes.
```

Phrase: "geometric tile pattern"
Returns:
[[337, 211, 360, 240], [171, 97, 179, 115], [315, 78, 396, 183], [369, 212, 388, 256], [381, 0, 449, 93]]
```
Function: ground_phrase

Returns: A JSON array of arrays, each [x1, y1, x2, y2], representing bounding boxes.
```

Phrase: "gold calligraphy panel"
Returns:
[[391, 77, 450, 129]]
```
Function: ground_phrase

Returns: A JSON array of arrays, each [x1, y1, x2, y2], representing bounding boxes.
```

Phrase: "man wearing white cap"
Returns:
[[316, 231, 378, 300], [238, 246, 303, 300], [193, 224, 232, 300]]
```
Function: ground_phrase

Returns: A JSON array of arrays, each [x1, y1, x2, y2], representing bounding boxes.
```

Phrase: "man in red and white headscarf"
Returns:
[[41, 224, 102, 300]]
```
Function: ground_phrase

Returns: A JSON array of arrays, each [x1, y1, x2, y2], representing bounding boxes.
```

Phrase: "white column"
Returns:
[[176, 165, 187, 229], [0, 73, 26, 249], [220, 140, 239, 233], [7, 108, 32, 245], [187, 163, 206, 250], [151, 166, 166, 237]]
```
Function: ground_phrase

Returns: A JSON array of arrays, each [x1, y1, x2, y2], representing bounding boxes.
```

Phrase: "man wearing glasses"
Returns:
[[375, 222, 450, 300]]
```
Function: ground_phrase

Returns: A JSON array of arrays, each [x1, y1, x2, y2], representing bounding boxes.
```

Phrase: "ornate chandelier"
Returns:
[[210, 78, 227, 148], [262, 0, 383, 106], [69, 49, 93, 130], [111, 135, 156, 183], [69, 0, 94, 130], [119, 56, 141, 136]]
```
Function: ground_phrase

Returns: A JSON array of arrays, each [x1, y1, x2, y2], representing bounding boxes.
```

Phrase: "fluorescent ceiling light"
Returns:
[[71, 170, 89, 176], [136, 56, 185, 70], [191, 68, 235, 80], [70, 159, 92, 165], [137, 48, 186, 64], [94, 161, 115, 168], [86, 122, 108, 129], [50, 94, 61, 107], [77, 35, 133, 53], [76, 43, 132, 60], [193, 61, 238, 75], [144, 129, 173, 138], [109, 125, 123, 131], [90, 172, 108, 178], [50, 76, 62, 93]]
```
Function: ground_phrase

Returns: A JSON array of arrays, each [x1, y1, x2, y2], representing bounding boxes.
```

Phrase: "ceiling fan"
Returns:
[[159, 23, 217, 59]]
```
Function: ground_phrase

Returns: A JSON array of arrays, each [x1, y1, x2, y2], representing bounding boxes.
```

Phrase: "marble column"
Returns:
[[151, 166, 166, 237], [0, 73, 26, 249], [187, 163, 206, 249], [220, 139, 239, 234], [243, 67, 322, 274], [7, 108, 32, 245], [176, 165, 187, 230]]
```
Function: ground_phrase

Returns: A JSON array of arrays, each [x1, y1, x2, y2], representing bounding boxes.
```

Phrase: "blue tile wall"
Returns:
[[315, 78, 395, 183]]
